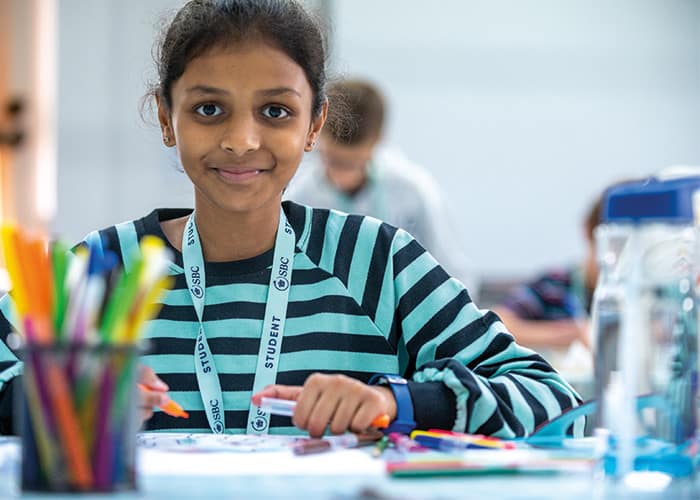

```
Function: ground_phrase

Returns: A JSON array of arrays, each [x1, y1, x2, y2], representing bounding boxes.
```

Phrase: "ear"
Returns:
[[304, 99, 328, 152], [156, 95, 175, 147]]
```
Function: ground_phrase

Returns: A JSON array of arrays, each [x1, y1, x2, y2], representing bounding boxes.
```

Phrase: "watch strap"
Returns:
[[368, 373, 416, 434]]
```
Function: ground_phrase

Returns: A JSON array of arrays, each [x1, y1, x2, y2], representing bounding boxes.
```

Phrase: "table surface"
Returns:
[[0, 435, 697, 499]]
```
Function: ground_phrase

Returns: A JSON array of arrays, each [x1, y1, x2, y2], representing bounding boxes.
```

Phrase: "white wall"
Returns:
[[53, 0, 700, 280], [54, 0, 192, 240], [329, 0, 700, 277]]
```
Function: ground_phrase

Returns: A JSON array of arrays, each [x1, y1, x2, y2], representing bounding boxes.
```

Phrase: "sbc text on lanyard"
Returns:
[[182, 207, 295, 434]]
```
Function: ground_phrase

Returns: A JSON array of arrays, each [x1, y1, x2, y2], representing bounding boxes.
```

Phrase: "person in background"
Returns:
[[492, 190, 605, 351], [285, 79, 476, 292]]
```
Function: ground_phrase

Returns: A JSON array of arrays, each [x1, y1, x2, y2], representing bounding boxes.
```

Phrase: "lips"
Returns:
[[212, 165, 267, 183]]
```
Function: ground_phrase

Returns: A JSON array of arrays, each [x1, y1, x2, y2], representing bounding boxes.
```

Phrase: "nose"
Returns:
[[220, 114, 260, 156]]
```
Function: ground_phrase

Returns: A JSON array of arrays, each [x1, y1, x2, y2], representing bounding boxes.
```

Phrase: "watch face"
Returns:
[[385, 374, 407, 384]]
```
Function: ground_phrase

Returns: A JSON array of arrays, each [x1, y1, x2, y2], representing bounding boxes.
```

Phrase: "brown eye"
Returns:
[[262, 105, 289, 119], [195, 103, 223, 117]]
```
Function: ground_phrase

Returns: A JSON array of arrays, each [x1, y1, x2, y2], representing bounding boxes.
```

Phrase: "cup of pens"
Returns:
[[17, 342, 141, 492], [1, 225, 172, 492]]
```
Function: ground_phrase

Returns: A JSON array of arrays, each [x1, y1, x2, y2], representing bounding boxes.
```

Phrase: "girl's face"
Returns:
[[159, 40, 326, 215]]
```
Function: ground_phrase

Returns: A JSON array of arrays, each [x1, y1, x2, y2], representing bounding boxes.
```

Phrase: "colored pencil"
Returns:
[[0, 224, 173, 491]]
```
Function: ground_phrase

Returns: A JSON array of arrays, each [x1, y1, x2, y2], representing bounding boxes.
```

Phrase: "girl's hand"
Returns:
[[138, 365, 169, 424], [251, 373, 397, 438]]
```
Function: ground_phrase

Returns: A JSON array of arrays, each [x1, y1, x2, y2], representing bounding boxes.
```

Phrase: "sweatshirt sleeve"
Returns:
[[0, 294, 22, 435], [384, 228, 582, 438]]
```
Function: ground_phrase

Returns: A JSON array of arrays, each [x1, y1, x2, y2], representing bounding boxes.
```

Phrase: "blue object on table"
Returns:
[[603, 176, 700, 224], [523, 395, 700, 477], [412, 434, 492, 451]]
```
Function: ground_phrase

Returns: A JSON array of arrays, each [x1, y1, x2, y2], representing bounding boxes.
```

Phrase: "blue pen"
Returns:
[[412, 434, 492, 452]]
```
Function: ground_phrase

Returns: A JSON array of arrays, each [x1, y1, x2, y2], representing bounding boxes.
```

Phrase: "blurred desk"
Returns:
[[0, 435, 697, 499]]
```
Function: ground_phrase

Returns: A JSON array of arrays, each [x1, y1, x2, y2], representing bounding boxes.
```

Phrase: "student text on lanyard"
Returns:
[[182, 206, 295, 434]]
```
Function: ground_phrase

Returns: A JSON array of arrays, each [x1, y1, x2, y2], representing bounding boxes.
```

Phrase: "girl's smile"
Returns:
[[214, 167, 264, 184], [208, 162, 270, 184]]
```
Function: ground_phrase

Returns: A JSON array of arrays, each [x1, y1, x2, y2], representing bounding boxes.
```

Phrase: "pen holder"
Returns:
[[16, 342, 140, 492]]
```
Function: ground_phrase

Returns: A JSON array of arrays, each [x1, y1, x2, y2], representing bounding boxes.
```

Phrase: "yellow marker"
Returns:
[[124, 275, 172, 342], [1, 224, 29, 318], [123, 236, 172, 342]]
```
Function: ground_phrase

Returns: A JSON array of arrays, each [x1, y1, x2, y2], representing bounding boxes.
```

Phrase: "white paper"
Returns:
[[136, 433, 384, 477]]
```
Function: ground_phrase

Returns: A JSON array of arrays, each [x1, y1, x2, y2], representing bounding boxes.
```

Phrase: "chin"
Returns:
[[219, 197, 281, 215]]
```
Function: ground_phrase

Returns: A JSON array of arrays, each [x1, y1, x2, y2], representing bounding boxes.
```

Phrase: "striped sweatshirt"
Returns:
[[0, 201, 581, 436]]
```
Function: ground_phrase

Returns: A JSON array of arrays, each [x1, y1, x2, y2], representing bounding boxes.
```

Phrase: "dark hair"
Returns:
[[151, 0, 328, 117], [584, 194, 602, 242], [323, 79, 385, 145]]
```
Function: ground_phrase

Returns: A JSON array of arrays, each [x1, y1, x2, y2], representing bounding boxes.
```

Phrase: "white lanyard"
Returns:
[[182, 207, 295, 434]]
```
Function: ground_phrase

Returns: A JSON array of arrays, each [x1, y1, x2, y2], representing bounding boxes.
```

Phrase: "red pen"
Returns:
[[388, 432, 424, 452]]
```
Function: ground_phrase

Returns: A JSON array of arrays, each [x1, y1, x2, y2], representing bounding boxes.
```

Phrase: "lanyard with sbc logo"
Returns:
[[182, 206, 295, 434]]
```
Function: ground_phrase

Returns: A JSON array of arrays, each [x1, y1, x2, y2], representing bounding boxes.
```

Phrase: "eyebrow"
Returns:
[[257, 87, 302, 99], [185, 85, 302, 99], [185, 85, 230, 96]]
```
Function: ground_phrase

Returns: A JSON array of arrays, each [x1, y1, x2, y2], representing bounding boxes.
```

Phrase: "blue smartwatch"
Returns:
[[368, 374, 416, 434]]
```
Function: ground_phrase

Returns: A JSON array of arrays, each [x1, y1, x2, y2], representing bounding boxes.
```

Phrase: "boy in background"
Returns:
[[286, 78, 476, 292]]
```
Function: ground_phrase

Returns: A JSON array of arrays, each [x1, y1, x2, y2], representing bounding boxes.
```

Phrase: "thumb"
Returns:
[[251, 384, 302, 406], [139, 365, 169, 392]]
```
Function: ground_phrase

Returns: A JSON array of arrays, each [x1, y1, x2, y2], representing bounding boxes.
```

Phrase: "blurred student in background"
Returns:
[[285, 78, 476, 292], [492, 192, 604, 351]]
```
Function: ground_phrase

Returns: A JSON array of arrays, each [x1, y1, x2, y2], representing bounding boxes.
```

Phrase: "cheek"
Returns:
[[270, 128, 308, 163], [174, 125, 210, 160]]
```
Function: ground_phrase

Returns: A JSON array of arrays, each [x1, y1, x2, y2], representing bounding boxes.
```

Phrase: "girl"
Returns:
[[0, 0, 580, 438]]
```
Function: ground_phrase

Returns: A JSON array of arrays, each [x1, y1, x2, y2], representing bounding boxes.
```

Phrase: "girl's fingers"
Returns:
[[304, 388, 341, 438], [351, 399, 383, 433], [139, 365, 169, 391], [250, 384, 302, 406], [139, 385, 167, 424], [250, 374, 392, 436], [293, 373, 325, 430], [140, 386, 168, 408], [140, 407, 154, 423], [329, 396, 360, 435]]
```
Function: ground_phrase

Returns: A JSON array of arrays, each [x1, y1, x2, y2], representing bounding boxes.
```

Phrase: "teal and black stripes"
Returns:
[[149, 202, 577, 434], [123, 204, 406, 433], [0, 295, 19, 394], [0, 201, 581, 436]]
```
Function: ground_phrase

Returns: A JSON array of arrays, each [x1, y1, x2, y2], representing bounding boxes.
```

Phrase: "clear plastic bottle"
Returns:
[[591, 176, 700, 483]]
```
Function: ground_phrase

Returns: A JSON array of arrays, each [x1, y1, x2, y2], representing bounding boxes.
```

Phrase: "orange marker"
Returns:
[[43, 359, 94, 488], [138, 384, 189, 418], [24, 318, 93, 489], [370, 413, 391, 429]]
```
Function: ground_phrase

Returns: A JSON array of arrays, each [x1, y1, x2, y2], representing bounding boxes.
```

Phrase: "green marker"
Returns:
[[372, 435, 390, 458], [99, 252, 144, 342], [50, 241, 70, 341]]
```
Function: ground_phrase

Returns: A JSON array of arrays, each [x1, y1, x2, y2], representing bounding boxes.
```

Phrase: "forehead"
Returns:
[[174, 41, 312, 99]]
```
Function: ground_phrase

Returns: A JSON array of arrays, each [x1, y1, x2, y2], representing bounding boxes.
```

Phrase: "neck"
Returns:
[[193, 199, 282, 262], [325, 169, 369, 196]]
